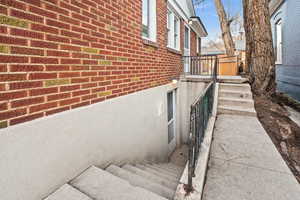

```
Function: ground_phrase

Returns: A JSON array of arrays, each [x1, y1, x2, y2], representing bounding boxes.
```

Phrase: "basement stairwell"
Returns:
[[45, 162, 185, 200]]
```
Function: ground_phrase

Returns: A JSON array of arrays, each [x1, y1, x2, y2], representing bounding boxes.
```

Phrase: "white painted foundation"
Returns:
[[0, 81, 205, 200]]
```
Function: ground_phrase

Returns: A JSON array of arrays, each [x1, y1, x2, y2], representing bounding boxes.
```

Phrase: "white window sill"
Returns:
[[275, 61, 282, 65], [142, 36, 156, 43], [167, 46, 180, 52]]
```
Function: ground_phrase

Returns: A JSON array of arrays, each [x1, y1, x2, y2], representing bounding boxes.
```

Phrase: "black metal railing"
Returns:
[[182, 55, 218, 79], [186, 81, 215, 193]]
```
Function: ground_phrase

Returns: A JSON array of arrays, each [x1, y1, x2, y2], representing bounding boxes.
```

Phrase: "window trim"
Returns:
[[167, 8, 180, 51], [197, 36, 201, 54], [142, 0, 157, 42], [142, 0, 150, 38]]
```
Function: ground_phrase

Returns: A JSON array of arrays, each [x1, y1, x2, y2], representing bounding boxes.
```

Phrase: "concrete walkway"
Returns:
[[202, 114, 300, 200]]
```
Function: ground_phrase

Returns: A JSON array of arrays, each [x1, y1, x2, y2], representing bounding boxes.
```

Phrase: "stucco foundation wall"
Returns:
[[179, 81, 206, 143], [0, 83, 181, 200]]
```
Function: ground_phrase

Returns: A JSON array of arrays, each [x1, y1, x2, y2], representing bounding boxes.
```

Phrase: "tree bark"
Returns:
[[214, 0, 235, 56], [243, 0, 276, 96]]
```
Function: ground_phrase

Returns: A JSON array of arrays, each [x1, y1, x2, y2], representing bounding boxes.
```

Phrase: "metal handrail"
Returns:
[[182, 55, 218, 77], [186, 81, 216, 193]]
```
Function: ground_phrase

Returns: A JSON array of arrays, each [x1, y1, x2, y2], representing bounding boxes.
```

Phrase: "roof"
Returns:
[[190, 16, 208, 36]]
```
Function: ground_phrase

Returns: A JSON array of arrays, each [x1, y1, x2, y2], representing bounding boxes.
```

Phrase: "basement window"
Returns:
[[142, 0, 157, 42]]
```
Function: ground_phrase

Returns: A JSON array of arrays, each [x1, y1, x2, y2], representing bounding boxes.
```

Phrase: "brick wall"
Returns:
[[0, 0, 198, 129]]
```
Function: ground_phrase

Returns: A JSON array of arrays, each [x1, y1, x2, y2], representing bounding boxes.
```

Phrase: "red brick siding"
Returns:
[[0, 0, 198, 128]]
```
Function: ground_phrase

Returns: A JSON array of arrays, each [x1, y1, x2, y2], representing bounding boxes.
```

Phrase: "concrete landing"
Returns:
[[202, 115, 300, 200], [182, 75, 247, 84]]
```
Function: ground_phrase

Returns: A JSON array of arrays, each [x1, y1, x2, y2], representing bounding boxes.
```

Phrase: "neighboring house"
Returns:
[[270, 0, 300, 101], [0, 0, 207, 199]]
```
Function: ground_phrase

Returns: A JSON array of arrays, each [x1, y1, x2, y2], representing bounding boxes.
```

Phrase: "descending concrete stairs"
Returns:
[[45, 162, 184, 200], [218, 83, 257, 117]]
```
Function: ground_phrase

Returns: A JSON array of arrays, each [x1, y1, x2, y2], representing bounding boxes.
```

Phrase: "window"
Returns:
[[142, 0, 157, 42], [184, 26, 190, 49], [142, 0, 149, 37], [167, 9, 180, 50], [167, 10, 172, 47], [197, 37, 201, 54], [275, 19, 282, 64], [174, 16, 179, 49]]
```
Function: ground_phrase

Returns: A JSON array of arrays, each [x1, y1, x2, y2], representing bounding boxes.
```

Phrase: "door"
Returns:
[[184, 25, 190, 73], [167, 90, 176, 154]]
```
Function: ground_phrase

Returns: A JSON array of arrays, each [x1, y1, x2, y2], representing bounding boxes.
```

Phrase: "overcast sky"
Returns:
[[194, 0, 243, 45]]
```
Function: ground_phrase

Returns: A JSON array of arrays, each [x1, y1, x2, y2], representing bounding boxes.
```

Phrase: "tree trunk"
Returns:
[[243, 0, 276, 96], [214, 0, 235, 56]]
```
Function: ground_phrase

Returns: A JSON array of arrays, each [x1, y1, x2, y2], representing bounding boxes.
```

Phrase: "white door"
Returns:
[[167, 90, 176, 154], [184, 25, 191, 73]]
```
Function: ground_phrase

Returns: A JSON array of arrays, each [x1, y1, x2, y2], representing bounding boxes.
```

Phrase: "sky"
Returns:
[[194, 0, 243, 45]]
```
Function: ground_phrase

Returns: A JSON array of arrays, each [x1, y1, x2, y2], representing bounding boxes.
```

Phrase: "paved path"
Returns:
[[202, 114, 300, 200]]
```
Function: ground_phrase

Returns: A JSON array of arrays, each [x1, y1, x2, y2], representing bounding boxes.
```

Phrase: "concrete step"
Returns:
[[218, 105, 257, 117], [219, 89, 253, 99], [161, 163, 183, 172], [219, 97, 254, 108], [70, 166, 167, 200], [106, 165, 174, 199], [151, 163, 183, 175], [122, 164, 178, 190], [135, 164, 179, 183], [144, 164, 180, 178], [219, 83, 251, 92], [45, 184, 92, 200], [218, 76, 248, 84]]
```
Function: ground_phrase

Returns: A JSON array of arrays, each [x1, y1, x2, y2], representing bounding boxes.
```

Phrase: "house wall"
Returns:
[[0, 0, 203, 199], [0, 0, 200, 129], [270, 0, 300, 101]]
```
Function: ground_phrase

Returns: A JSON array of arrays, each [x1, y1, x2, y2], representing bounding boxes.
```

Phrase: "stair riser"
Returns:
[[220, 85, 251, 92], [151, 164, 181, 175], [123, 165, 178, 190], [219, 99, 254, 108], [219, 92, 253, 99], [106, 166, 174, 199], [135, 165, 178, 183], [218, 108, 257, 117], [145, 165, 179, 178]]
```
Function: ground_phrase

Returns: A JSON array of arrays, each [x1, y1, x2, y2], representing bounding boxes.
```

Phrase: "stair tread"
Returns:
[[122, 164, 178, 190], [135, 164, 179, 183], [219, 97, 254, 102], [218, 105, 256, 112], [70, 166, 167, 200], [220, 83, 250, 87], [152, 164, 183, 174], [219, 89, 252, 94], [45, 184, 92, 200], [144, 164, 180, 178], [106, 165, 174, 199]]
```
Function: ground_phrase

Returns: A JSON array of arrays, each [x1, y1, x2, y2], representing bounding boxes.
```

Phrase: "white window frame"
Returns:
[[142, 0, 157, 42], [167, 8, 180, 51], [174, 16, 180, 50], [167, 10, 172, 47], [275, 19, 282, 64], [197, 36, 201, 54]]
